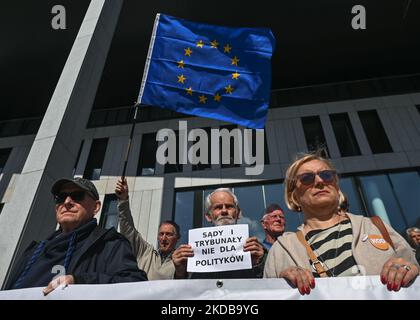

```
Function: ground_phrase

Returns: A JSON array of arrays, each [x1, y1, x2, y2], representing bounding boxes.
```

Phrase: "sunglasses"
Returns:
[[54, 191, 89, 204], [295, 170, 337, 186]]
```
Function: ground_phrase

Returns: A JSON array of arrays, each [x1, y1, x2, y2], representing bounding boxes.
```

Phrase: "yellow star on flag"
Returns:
[[214, 93, 222, 102], [224, 44, 232, 53], [232, 72, 240, 80], [210, 40, 219, 48], [185, 87, 193, 96], [177, 60, 185, 68], [199, 95, 207, 104], [177, 74, 186, 84], [196, 40, 204, 48], [225, 85, 234, 94], [184, 47, 192, 56], [231, 56, 239, 66]]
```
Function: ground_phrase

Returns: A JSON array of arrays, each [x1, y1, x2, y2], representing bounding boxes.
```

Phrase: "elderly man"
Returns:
[[115, 178, 179, 280], [260, 204, 286, 250], [4, 178, 147, 294], [407, 227, 420, 248], [406, 227, 420, 264], [172, 188, 265, 279]]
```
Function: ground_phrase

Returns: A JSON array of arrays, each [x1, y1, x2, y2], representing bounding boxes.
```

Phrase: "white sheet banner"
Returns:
[[187, 224, 251, 273], [0, 277, 419, 300]]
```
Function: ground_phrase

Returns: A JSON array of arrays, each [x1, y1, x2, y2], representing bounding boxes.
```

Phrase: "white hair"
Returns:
[[204, 188, 241, 216], [406, 227, 420, 236]]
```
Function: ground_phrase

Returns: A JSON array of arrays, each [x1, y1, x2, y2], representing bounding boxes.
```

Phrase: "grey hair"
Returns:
[[204, 188, 241, 216], [406, 227, 420, 236]]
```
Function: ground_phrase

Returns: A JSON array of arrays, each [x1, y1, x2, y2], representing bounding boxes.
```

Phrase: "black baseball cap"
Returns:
[[51, 177, 100, 200]]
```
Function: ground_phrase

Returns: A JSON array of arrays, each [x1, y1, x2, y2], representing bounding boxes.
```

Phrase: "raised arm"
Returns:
[[115, 178, 151, 257]]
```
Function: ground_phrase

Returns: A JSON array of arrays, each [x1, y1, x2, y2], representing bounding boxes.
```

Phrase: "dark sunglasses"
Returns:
[[54, 191, 88, 204], [295, 170, 337, 186]]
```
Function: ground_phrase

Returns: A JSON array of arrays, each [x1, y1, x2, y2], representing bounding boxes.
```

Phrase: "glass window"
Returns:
[[88, 110, 106, 128], [388, 171, 420, 228], [339, 177, 365, 215], [264, 183, 303, 232], [116, 108, 131, 125], [83, 138, 108, 180], [0, 148, 12, 174], [100, 194, 119, 230], [0, 203, 4, 215], [137, 132, 157, 176], [329, 113, 361, 157], [358, 174, 406, 234], [174, 191, 195, 245], [105, 110, 118, 126], [301, 116, 329, 156], [0, 120, 21, 137], [358, 110, 392, 154], [233, 185, 265, 240]]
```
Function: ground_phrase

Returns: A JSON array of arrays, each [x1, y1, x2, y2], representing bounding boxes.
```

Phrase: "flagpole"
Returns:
[[121, 102, 140, 180]]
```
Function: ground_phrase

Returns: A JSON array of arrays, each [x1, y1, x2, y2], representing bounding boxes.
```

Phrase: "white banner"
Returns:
[[187, 224, 251, 273], [1, 276, 419, 300]]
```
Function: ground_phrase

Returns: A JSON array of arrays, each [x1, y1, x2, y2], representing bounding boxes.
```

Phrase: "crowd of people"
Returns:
[[3, 152, 419, 296]]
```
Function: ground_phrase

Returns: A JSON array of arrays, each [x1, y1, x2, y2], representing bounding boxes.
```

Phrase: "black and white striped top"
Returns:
[[306, 219, 358, 277]]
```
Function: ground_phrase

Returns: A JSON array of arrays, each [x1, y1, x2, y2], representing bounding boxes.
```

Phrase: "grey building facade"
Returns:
[[1, 0, 419, 287]]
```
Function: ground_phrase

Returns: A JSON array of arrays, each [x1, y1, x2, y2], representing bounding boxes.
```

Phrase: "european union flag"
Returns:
[[138, 13, 275, 129]]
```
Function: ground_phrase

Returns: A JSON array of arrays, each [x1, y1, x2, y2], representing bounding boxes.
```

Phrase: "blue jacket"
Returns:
[[4, 221, 147, 290]]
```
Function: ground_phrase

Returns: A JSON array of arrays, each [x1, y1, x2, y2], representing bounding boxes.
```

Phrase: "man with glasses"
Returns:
[[115, 178, 180, 280], [172, 188, 265, 279], [261, 204, 286, 250], [4, 177, 147, 294]]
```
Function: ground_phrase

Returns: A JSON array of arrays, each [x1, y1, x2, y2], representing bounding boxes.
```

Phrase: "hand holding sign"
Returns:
[[244, 236, 265, 266]]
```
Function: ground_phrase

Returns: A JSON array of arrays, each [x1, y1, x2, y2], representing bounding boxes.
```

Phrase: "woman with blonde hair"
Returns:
[[264, 152, 419, 295]]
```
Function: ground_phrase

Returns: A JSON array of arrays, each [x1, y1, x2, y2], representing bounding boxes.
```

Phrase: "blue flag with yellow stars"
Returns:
[[138, 13, 275, 129]]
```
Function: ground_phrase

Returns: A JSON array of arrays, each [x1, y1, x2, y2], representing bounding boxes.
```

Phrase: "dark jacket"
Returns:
[[4, 220, 147, 290]]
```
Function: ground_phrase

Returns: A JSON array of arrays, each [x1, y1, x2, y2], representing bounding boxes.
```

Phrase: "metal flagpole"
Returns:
[[120, 14, 160, 180], [121, 102, 140, 180]]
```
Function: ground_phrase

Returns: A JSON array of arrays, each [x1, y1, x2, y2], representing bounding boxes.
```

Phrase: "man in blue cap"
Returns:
[[4, 177, 147, 294]]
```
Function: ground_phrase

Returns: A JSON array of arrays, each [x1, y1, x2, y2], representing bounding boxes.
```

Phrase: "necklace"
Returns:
[[305, 215, 343, 277]]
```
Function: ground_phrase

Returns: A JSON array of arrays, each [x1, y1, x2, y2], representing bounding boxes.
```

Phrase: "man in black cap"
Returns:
[[4, 177, 147, 294], [260, 204, 286, 250]]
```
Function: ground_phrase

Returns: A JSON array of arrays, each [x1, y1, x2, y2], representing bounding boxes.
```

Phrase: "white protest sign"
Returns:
[[187, 224, 251, 273]]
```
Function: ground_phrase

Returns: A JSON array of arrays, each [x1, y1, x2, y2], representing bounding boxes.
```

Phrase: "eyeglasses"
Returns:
[[295, 170, 337, 186], [54, 191, 88, 204]]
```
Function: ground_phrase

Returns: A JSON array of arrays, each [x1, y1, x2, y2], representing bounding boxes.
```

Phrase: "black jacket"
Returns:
[[4, 222, 147, 290]]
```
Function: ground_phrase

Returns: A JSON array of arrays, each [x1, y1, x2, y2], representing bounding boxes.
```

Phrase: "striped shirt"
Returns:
[[306, 219, 359, 277]]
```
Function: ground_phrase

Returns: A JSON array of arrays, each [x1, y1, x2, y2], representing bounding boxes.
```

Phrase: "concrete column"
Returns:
[[0, 0, 124, 287]]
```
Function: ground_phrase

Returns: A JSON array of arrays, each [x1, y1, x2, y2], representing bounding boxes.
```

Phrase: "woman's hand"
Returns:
[[279, 266, 315, 295], [380, 257, 419, 291]]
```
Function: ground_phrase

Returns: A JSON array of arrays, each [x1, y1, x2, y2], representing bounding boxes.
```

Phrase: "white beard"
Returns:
[[213, 216, 236, 226]]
